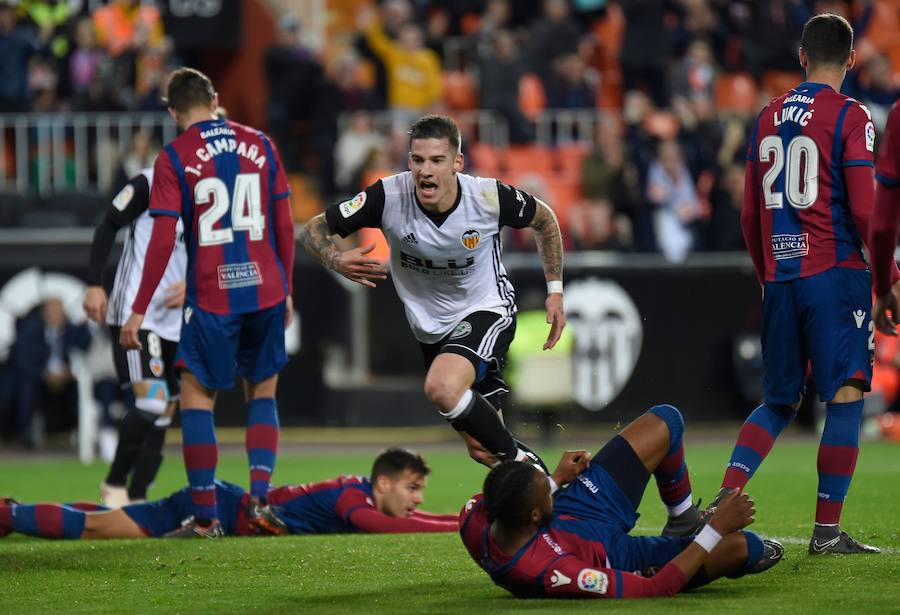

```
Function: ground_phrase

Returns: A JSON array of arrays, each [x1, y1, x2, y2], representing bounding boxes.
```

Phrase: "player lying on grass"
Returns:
[[460, 404, 783, 598], [0, 449, 457, 539]]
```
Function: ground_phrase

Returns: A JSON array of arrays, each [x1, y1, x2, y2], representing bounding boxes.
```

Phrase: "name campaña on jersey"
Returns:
[[194, 127, 267, 170], [400, 251, 475, 276]]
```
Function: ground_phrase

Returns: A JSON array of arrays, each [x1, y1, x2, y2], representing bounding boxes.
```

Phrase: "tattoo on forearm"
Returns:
[[530, 203, 563, 281], [299, 215, 341, 270]]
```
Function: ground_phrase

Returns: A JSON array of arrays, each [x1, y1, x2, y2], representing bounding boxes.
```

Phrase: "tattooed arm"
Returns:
[[529, 199, 566, 350], [299, 214, 387, 288]]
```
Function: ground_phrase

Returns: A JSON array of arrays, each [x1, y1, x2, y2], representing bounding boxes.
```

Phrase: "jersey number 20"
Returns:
[[759, 135, 819, 210], [196, 173, 265, 246]]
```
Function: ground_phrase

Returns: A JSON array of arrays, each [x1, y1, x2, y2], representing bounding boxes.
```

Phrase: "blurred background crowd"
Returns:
[[1, 0, 900, 450]]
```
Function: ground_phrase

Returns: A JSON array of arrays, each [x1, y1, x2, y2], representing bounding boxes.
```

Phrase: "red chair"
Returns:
[[519, 74, 547, 121], [443, 70, 478, 111], [715, 73, 759, 114], [468, 142, 503, 177], [506, 144, 555, 177]]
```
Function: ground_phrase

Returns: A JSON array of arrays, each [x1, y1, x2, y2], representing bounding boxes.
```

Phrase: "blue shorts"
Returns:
[[122, 480, 246, 537], [763, 267, 873, 404], [176, 301, 288, 390], [553, 437, 690, 571]]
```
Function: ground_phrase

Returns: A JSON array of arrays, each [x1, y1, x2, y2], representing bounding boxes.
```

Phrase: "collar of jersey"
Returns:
[[413, 177, 462, 228], [482, 522, 540, 578], [795, 81, 833, 93], [190, 118, 227, 133]]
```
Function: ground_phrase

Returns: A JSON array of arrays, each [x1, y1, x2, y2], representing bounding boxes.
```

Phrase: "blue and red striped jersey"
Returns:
[[871, 102, 900, 296], [744, 82, 876, 282], [149, 118, 292, 314], [459, 494, 687, 598]]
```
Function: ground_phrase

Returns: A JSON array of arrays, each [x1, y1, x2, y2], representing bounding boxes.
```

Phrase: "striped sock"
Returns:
[[815, 399, 863, 526], [246, 398, 279, 499], [3, 504, 86, 539], [722, 403, 796, 490], [649, 404, 693, 515], [181, 409, 218, 521]]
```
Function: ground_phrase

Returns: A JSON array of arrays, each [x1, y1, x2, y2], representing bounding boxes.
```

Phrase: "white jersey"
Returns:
[[325, 171, 538, 343], [106, 169, 187, 341]]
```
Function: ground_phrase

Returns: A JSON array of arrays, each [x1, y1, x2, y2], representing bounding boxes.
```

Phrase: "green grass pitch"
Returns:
[[1, 438, 899, 614]]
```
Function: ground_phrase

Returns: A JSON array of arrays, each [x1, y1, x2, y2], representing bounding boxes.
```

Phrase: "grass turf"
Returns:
[[1, 438, 899, 614]]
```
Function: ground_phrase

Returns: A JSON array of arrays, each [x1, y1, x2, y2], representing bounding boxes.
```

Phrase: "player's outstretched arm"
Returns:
[[299, 213, 387, 288], [529, 200, 565, 349]]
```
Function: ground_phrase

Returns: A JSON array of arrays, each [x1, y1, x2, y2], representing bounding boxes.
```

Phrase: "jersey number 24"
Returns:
[[759, 135, 818, 210], [195, 173, 265, 246]]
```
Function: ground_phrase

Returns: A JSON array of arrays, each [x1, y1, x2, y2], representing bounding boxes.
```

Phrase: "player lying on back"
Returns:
[[870, 101, 900, 334], [0, 449, 457, 539], [460, 405, 783, 599]]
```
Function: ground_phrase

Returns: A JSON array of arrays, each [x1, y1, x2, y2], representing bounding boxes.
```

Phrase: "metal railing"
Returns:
[[0, 112, 177, 196]]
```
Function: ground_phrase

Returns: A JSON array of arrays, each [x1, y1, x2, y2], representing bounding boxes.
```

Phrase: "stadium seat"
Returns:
[[715, 73, 759, 114], [761, 70, 803, 98], [506, 145, 554, 178], [468, 142, 503, 177], [358, 227, 390, 262], [555, 143, 589, 182], [443, 71, 478, 111], [518, 74, 547, 121]]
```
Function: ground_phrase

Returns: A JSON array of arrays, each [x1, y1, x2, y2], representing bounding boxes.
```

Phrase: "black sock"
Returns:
[[446, 391, 518, 461], [128, 425, 166, 500], [106, 412, 152, 486]]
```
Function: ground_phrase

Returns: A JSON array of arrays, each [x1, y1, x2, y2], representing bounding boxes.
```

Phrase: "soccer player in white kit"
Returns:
[[300, 115, 565, 468], [84, 169, 187, 506]]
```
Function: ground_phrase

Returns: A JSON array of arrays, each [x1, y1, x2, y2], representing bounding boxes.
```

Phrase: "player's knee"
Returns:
[[647, 404, 684, 451], [424, 375, 465, 411], [829, 383, 864, 404]]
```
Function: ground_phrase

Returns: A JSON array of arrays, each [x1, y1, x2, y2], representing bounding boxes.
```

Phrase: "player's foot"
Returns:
[[514, 440, 550, 475], [100, 482, 130, 509], [164, 517, 224, 539], [661, 501, 703, 537], [747, 539, 784, 574], [247, 497, 288, 536], [808, 528, 880, 555], [0, 497, 17, 538]]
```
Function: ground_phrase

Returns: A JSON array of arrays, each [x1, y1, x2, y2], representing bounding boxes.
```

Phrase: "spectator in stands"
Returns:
[[360, 6, 442, 123], [669, 39, 717, 102], [619, 0, 673, 107], [843, 52, 898, 133], [646, 139, 702, 263], [525, 0, 581, 92], [743, 0, 806, 80], [545, 51, 597, 110], [8, 297, 91, 448], [113, 129, 156, 190], [28, 53, 58, 112], [425, 6, 451, 61], [68, 17, 109, 98], [673, 94, 722, 180], [0, 1, 41, 112], [580, 116, 644, 250], [334, 112, 387, 195], [265, 13, 324, 171], [705, 162, 745, 252], [478, 29, 534, 143]]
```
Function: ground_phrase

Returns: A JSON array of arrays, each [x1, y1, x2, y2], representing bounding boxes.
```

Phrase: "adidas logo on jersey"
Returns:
[[402, 232, 418, 245]]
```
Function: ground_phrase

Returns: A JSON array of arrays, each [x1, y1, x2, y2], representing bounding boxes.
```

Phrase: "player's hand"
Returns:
[[874, 281, 900, 335], [119, 313, 145, 350], [163, 281, 186, 308], [551, 450, 592, 487], [284, 295, 294, 329], [708, 488, 755, 535], [83, 285, 108, 323], [335, 242, 388, 288], [543, 292, 565, 350]]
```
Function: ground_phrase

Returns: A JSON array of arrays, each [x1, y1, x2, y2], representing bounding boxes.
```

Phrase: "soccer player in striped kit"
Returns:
[[120, 68, 295, 538], [869, 101, 900, 336], [717, 14, 892, 554]]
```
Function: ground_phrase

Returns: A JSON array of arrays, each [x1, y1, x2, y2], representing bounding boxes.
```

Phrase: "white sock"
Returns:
[[666, 494, 693, 517]]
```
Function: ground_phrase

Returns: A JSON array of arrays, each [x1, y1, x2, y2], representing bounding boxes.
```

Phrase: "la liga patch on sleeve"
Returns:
[[112, 184, 135, 211], [866, 121, 875, 152], [339, 191, 367, 218]]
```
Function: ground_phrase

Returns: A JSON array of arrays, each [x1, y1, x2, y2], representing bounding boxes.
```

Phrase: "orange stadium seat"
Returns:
[[468, 142, 503, 177], [862, 0, 900, 73], [761, 70, 803, 97], [443, 70, 478, 111], [715, 73, 759, 114], [519, 74, 547, 121], [643, 111, 680, 140], [358, 227, 391, 262], [555, 143, 589, 182], [506, 144, 555, 177]]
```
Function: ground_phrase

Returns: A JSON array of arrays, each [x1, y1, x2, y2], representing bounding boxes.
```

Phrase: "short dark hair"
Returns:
[[408, 114, 461, 153], [371, 448, 430, 482], [164, 67, 215, 114], [482, 461, 541, 527], [801, 13, 853, 68]]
